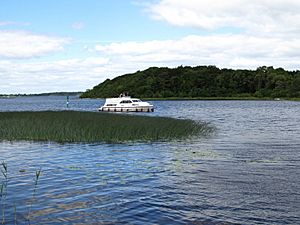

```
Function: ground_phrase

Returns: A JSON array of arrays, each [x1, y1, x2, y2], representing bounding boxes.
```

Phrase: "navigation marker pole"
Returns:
[[66, 95, 69, 108]]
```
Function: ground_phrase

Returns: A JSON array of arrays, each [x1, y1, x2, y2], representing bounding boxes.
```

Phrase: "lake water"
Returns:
[[0, 96, 299, 224]]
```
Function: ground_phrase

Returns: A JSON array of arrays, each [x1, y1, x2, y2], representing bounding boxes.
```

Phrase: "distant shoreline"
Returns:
[[143, 97, 300, 101], [0, 92, 83, 97], [143, 97, 273, 101], [1, 94, 299, 101], [81, 96, 300, 101]]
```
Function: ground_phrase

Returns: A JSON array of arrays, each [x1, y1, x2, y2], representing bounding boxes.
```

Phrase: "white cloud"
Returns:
[[1, 32, 299, 94], [87, 0, 298, 73], [0, 57, 110, 94], [148, 0, 300, 36], [95, 34, 300, 69], [0, 30, 69, 58]]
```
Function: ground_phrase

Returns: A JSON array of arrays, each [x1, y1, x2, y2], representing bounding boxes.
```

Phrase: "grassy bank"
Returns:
[[0, 111, 212, 143], [288, 98, 300, 101]]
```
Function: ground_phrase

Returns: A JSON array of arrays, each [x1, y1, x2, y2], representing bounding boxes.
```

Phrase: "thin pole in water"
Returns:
[[66, 95, 69, 108]]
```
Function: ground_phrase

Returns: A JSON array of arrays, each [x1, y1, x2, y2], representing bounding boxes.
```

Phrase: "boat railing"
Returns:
[[119, 92, 130, 98]]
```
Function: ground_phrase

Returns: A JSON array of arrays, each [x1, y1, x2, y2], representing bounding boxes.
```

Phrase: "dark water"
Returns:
[[0, 96, 299, 224]]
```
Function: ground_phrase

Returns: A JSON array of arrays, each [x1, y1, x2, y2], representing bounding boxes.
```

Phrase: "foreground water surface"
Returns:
[[0, 96, 299, 224]]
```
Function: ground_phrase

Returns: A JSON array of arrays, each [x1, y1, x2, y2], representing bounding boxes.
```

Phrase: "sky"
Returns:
[[0, 0, 300, 94]]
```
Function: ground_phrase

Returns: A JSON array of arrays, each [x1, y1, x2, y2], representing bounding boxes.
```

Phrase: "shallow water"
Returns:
[[0, 96, 299, 224]]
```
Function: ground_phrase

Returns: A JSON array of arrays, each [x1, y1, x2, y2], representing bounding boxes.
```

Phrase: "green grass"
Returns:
[[0, 111, 212, 143], [288, 98, 300, 101]]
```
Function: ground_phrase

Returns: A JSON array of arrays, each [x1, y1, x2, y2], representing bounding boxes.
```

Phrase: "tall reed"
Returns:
[[0, 161, 42, 224], [0, 111, 213, 143], [0, 161, 8, 224]]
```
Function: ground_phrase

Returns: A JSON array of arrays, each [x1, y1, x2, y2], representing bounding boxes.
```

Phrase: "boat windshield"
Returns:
[[120, 100, 132, 104], [132, 100, 141, 102]]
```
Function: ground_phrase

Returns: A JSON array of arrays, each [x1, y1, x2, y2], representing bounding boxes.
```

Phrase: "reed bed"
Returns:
[[0, 111, 212, 143]]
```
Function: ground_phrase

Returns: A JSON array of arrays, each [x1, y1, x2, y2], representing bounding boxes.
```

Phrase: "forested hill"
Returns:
[[80, 66, 300, 99]]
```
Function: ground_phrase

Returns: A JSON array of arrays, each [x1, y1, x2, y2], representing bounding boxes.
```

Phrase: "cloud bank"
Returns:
[[92, 0, 300, 75], [95, 34, 300, 69], [0, 30, 69, 58], [148, 0, 300, 36], [93, 0, 300, 71], [0, 57, 110, 94]]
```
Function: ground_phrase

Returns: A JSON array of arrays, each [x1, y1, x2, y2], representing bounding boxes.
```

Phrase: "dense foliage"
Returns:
[[81, 66, 300, 99], [0, 111, 211, 143]]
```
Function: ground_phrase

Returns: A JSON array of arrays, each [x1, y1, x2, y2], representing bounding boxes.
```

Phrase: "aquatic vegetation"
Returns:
[[27, 168, 42, 222], [0, 162, 7, 180], [0, 111, 212, 143], [1, 162, 8, 224], [0, 161, 42, 224]]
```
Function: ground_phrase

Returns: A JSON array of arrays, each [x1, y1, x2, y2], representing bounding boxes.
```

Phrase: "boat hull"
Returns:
[[99, 106, 154, 112]]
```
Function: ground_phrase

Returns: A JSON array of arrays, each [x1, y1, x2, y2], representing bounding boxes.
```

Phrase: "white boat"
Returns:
[[99, 93, 154, 112]]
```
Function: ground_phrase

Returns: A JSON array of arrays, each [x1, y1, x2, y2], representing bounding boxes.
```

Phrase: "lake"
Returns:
[[0, 96, 299, 224]]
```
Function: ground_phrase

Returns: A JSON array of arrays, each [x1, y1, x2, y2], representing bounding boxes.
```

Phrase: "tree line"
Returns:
[[80, 66, 300, 99]]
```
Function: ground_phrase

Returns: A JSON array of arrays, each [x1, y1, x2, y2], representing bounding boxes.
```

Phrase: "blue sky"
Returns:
[[1, 1, 188, 40], [0, 0, 299, 94]]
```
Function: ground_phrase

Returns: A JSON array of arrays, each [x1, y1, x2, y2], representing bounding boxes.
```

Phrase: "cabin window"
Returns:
[[106, 104, 117, 106], [132, 100, 141, 102], [120, 100, 132, 104]]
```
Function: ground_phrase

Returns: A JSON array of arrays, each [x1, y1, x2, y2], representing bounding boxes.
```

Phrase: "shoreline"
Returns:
[[80, 96, 300, 101], [1, 95, 299, 101]]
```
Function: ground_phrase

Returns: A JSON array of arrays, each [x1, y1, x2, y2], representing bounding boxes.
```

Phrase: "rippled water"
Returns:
[[0, 96, 299, 224]]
